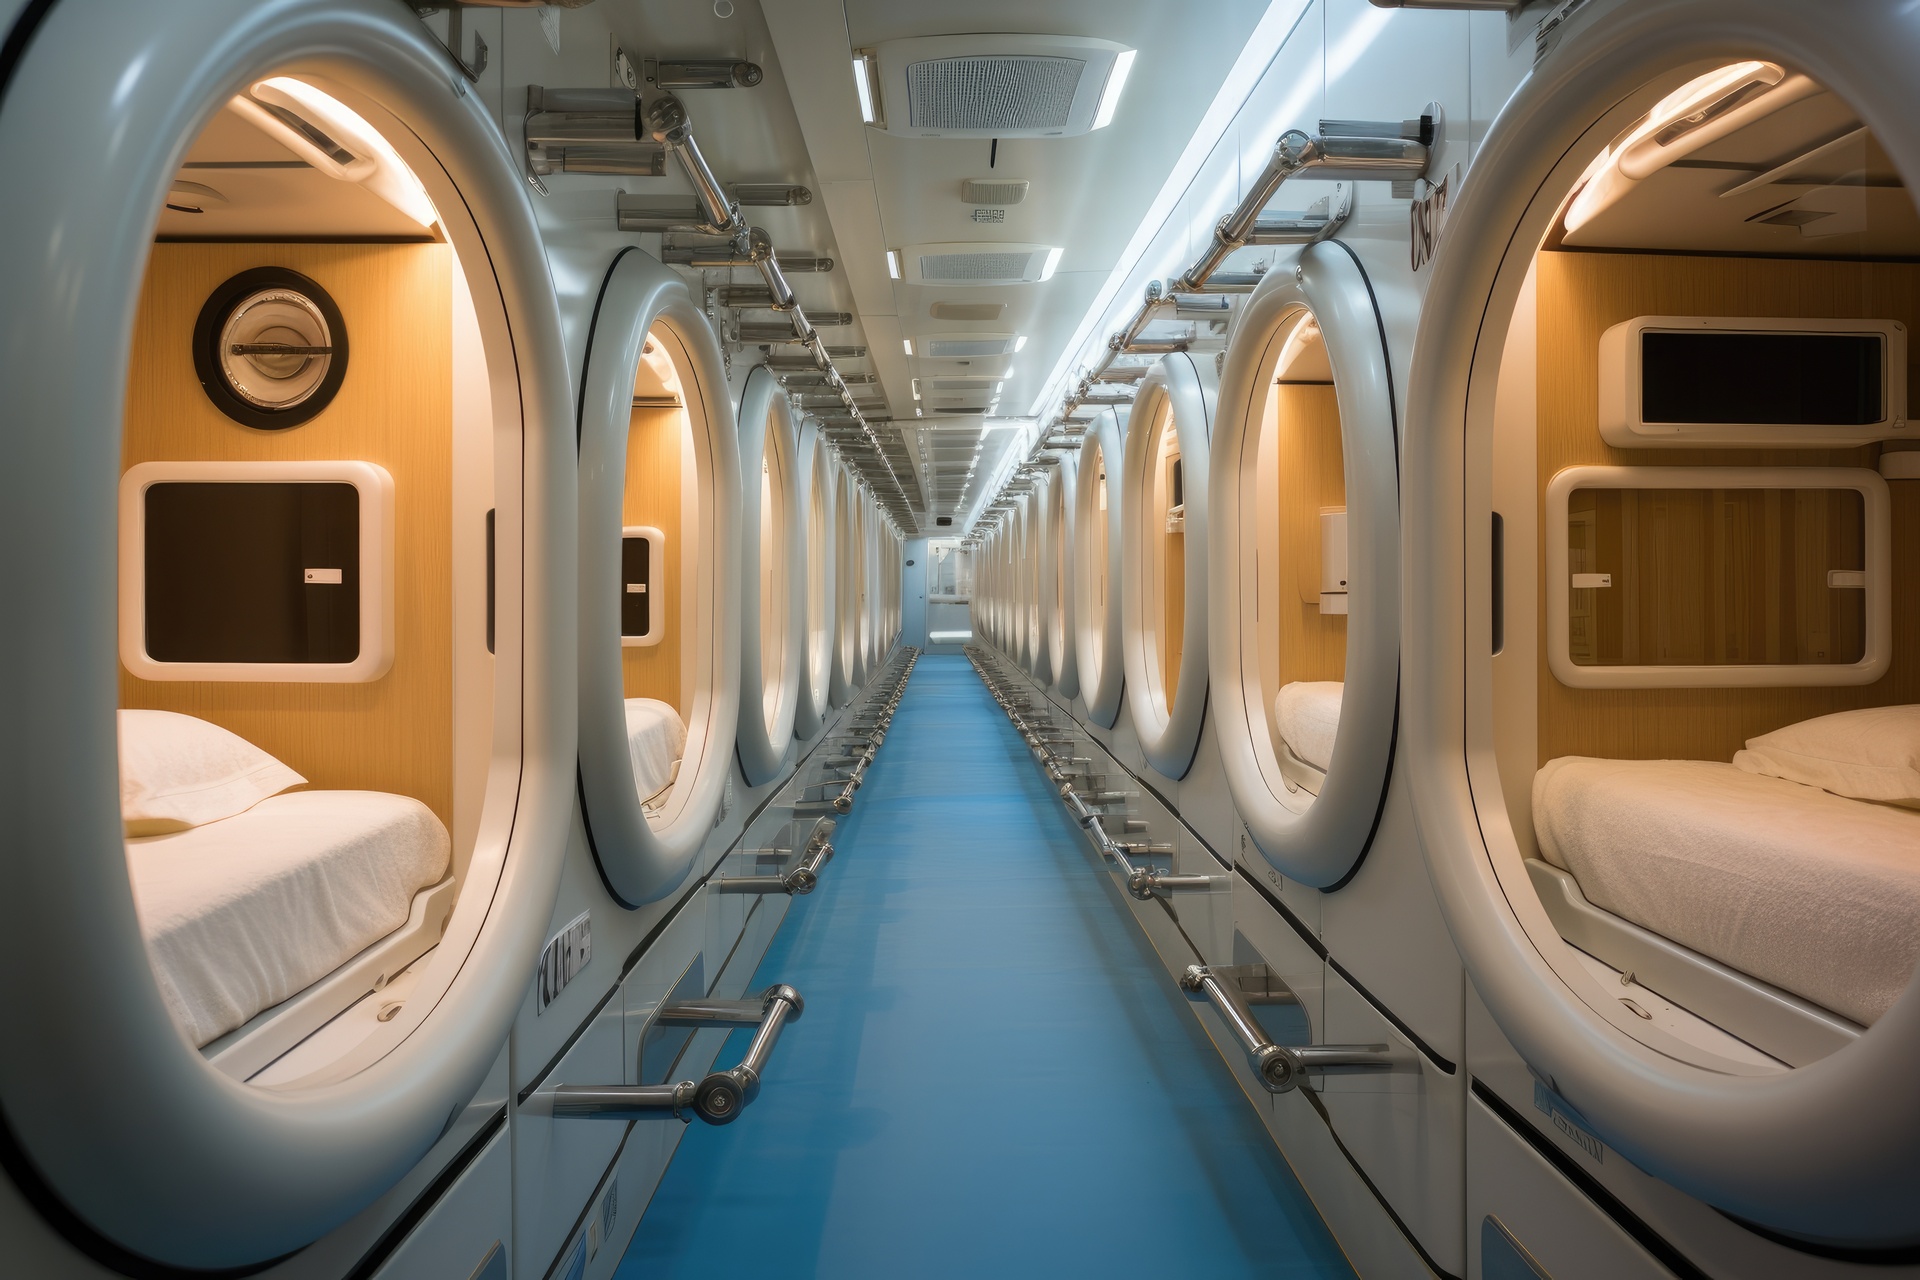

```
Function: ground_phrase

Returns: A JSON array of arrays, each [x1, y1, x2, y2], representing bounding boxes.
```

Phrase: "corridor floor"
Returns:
[[617, 655, 1355, 1279]]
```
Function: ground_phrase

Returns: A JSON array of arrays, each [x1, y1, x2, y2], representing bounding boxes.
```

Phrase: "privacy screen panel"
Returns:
[[144, 481, 360, 663]]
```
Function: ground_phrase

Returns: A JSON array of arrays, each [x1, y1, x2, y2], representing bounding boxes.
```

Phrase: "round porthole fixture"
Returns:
[[193, 267, 348, 429], [1121, 352, 1215, 778]]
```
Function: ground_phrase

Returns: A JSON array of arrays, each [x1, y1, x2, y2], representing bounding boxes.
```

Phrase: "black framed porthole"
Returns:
[[193, 266, 349, 429]]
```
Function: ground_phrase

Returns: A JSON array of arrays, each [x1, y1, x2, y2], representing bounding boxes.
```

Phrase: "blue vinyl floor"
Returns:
[[618, 655, 1354, 1279]]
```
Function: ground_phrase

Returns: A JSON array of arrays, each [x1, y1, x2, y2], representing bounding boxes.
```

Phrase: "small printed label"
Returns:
[[304, 568, 343, 584], [1410, 163, 1461, 273], [537, 911, 592, 1013], [626, 582, 647, 593], [1534, 1080, 1604, 1164], [1570, 573, 1612, 589]]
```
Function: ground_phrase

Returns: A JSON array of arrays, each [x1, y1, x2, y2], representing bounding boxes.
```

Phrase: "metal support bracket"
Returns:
[[645, 58, 765, 91], [413, 6, 488, 85]]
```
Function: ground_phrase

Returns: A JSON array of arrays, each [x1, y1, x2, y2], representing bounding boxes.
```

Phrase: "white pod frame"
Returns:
[[829, 466, 862, 702], [578, 249, 741, 908], [1210, 243, 1400, 888], [734, 367, 804, 784], [1402, 0, 1920, 1245], [1121, 354, 1214, 778], [793, 418, 835, 738], [0, 0, 574, 1267], [1073, 408, 1127, 726], [1028, 486, 1054, 683], [1045, 446, 1080, 699]]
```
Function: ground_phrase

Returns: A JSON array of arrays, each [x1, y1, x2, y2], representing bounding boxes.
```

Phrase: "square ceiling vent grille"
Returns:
[[904, 242, 1056, 288], [908, 56, 1083, 132], [874, 35, 1131, 138], [925, 334, 1020, 359]]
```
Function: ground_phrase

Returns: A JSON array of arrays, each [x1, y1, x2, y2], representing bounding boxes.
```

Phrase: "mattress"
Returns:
[[1533, 757, 1920, 1026], [128, 790, 450, 1047], [1276, 681, 1343, 772], [626, 697, 688, 802]]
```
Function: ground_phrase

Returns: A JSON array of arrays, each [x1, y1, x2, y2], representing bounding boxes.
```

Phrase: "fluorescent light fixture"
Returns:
[[886, 249, 901, 279], [240, 77, 437, 227], [1092, 49, 1137, 131], [1039, 247, 1064, 281], [902, 338, 914, 356], [1014, 336, 1028, 352], [852, 53, 880, 124], [1563, 61, 1785, 234]]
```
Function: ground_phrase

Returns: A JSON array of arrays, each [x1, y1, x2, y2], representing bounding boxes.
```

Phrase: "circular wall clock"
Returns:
[[192, 266, 348, 429]]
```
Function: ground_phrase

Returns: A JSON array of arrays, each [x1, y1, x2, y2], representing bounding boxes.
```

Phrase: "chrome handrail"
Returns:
[[553, 984, 804, 1125], [1180, 964, 1394, 1094]]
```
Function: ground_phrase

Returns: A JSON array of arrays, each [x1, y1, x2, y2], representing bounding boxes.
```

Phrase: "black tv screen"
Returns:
[[1641, 330, 1882, 426]]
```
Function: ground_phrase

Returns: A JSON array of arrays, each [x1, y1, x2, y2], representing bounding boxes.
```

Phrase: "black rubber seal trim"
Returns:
[[1471, 1078, 1707, 1280], [1296, 1085, 1461, 1280], [0, 0, 57, 113], [1235, 867, 1456, 1075], [0, 1096, 299, 1278]]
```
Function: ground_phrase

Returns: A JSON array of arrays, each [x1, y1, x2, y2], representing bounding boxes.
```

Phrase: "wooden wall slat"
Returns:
[[1535, 250, 1920, 765], [121, 242, 454, 827]]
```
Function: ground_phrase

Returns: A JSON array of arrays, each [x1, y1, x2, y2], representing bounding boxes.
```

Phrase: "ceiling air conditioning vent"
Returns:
[[930, 302, 1004, 321], [873, 35, 1132, 139], [919, 376, 1002, 393], [962, 178, 1029, 206], [904, 242, 1057, 288], [926, 333, 1020, 359]]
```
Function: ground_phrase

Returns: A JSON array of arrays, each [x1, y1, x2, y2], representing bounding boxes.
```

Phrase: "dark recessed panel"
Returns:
[[621, 534, 652, 637], [144, 481, 359, 664]]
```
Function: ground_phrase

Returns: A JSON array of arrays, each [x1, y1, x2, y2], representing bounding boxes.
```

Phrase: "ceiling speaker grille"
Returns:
[[906, 56, 1085, 132], [919, 251, 1037, 282], [962, 178, 1030, 206], [930, 302, 1004, 321]]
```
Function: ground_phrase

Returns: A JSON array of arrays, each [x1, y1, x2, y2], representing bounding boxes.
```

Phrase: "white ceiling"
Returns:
[[761, 0, 1269, 532]]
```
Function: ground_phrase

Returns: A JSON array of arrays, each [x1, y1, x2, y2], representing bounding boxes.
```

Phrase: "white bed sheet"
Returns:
[[1276, 681, 1343, 772], [625, 698, 688, 801], [128, 790, 450, 1047], [1534, 757, 1920, 1026]]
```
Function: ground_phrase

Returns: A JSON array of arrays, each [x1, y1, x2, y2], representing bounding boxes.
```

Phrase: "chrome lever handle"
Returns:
[[1179, 965, 1389, 1094], [553, 984, 804, 1125], [715, 827, 836, 895]]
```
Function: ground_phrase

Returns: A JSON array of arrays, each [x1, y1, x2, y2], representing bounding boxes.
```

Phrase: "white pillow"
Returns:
[[119, 709, 305, 836], [1733, 705, 1920, 808]]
